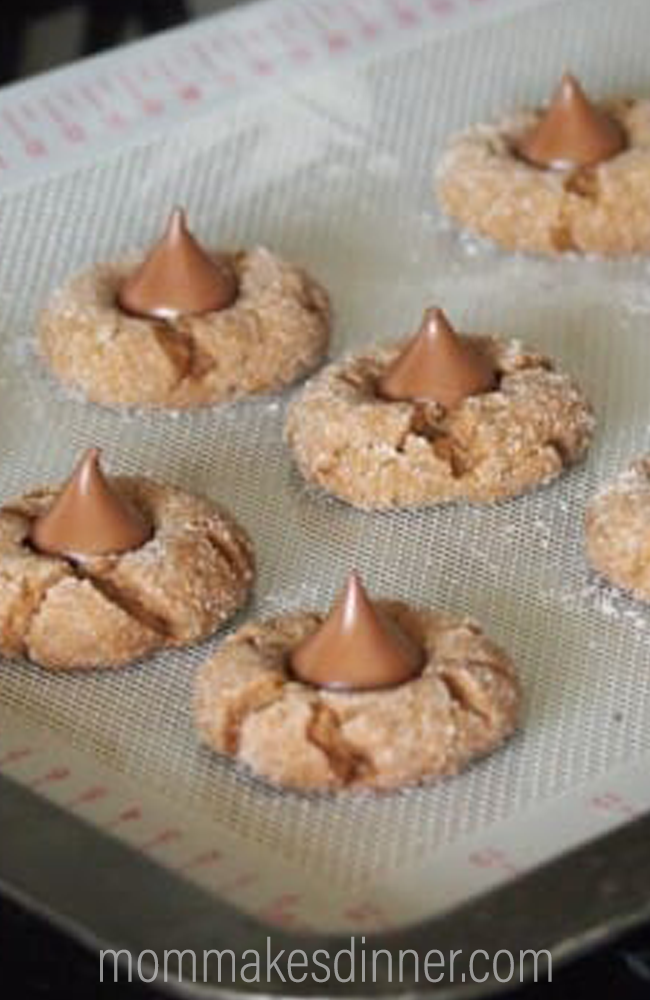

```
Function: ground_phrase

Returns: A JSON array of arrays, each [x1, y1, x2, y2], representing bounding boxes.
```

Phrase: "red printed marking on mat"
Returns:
[[180, 84, 202, 103], [344, 902, 388, 924], [119, 72, 162, 115], [65, 784, 109, 808], [179, 848, 223, 873], [468, 847, 518, 875], [28, 766, 71, 790], [428, 0, 454, 13], [326, 31, 350, 52], [390, 1, 421, 26], [346, 1, 382, 38], [41, 97, 86, 142], [258, 893, 303, 927], [2, 110, 46, 156], [0, 747, 34, 767], [590, 792, 638, 818], [139, 827, 183, 851], [102, 804, 143, 830]]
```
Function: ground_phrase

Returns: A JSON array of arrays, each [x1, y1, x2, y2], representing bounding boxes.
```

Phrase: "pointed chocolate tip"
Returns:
[[517, 72, 626, 169], [169, 206, 186, 233], [560, 72, 580, 96], [117, 207, 239, 319], [290, 571, 424, 691], [30, 448, 152, 559], [422, 306, 453, 337], [377, 307, 496, 409]]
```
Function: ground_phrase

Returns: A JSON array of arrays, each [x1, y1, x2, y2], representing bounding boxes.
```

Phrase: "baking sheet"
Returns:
[[2, 0, 650, 937]]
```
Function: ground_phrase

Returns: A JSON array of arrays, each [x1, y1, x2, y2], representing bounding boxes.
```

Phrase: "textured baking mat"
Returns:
[[3, 0, 650, 934]]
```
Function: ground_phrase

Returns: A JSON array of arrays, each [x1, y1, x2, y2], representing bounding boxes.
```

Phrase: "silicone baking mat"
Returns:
[[2, 0, 650, 935]]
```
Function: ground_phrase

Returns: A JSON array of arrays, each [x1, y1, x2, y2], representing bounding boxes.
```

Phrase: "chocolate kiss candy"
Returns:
[[30, 448, 152, 559], [118, 208, 238, 319], [517, 73, 626, 169], [377, 307, 496, 409], [290, 572, 424, 690]]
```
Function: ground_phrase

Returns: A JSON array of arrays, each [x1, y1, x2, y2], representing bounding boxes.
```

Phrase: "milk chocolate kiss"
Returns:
[[290, 572, 424, 690], [377, 307, 496, 409], [30, 449, 152, 559], [517, 73, 626, 169], [118, 208, 238, 319]]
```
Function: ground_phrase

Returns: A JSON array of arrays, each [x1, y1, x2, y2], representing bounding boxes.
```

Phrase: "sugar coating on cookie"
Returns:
[[285, 337, 594, 509], [586, 457, 650, 600], [194, 603, 521, 791], [436, 99, 650, 255], [38, 246, 331, 409], [0, 478, 254, 669]]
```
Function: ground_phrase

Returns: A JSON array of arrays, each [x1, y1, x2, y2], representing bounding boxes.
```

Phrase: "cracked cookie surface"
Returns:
[[285, 337, 594, 509], [436, 99, 650, 255], [38, 246, 331, 409], [0, 477, 255, 669], [194, 603, 521, 791], [586, 456, 650, 601]]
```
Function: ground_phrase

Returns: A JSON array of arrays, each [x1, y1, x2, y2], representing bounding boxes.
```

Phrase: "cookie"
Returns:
[[585, 457, 650, 600], [194, 602, 520, 791], [39, 244, 331, 409], [0, 475, 254, 669], [436, 91, 650, 255], [286, 332, 594, 509]]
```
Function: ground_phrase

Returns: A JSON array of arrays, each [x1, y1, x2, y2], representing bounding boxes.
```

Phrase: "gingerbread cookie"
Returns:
[[286, 308, 594, 509], [194, 574, 521, 791], [585, 456, 650, 601], [436, 74, 650, 255], [38, 209, 331, 409], [0, 450, 254, 670]]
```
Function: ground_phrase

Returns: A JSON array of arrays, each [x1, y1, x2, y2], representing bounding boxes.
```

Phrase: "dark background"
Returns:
[[2, 890, 650, 997], [0, 0, 250, 84]]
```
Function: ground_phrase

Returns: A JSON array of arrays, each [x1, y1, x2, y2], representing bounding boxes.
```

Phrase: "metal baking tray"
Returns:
[[2, 0, 650, 994]]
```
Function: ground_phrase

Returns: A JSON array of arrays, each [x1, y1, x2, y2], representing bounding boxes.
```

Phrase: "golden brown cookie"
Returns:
[[38, 246, 331, 409], [585, 456, 650, 600], [436, 99, 650, 255], [285, 337, 594, 509], [0, 477, 254, 669], [194, 603, 521, 791]]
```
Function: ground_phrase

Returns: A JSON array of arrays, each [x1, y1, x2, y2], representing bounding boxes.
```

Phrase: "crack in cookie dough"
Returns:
[[0, 566, 69, 657], [286, 338, 594, 509], [194, 603, 521, 791], [436, 99, 650, 255], [0, 477, 255, 669], [75, 573, 174, 638], [38, 247, 331, 409], [586, 456, 650, 601], [305, 702, 376, 784], [149, 323, 195, 387]]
